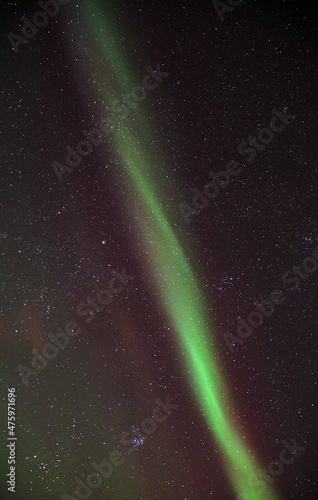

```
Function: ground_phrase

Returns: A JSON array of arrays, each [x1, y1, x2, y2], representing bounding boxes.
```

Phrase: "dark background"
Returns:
[[0, 0, 317, 499]]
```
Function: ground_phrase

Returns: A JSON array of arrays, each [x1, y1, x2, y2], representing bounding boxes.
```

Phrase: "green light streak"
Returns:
[[81, 3, 281, 498]]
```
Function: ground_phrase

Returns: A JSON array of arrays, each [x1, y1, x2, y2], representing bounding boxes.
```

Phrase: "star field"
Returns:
[[0, 1, 317, 499]]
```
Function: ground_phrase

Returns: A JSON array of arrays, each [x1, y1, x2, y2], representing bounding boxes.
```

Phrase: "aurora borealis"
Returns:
[[74, 4, 279, 499], [1, 0, 317, 499]]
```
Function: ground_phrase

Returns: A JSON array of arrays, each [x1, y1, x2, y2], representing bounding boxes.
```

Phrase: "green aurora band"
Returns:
[[76, 3, 281, 499]]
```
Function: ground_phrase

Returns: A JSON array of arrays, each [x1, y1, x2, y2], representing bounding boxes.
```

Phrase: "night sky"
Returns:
[[0, 1, 318, 499]]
